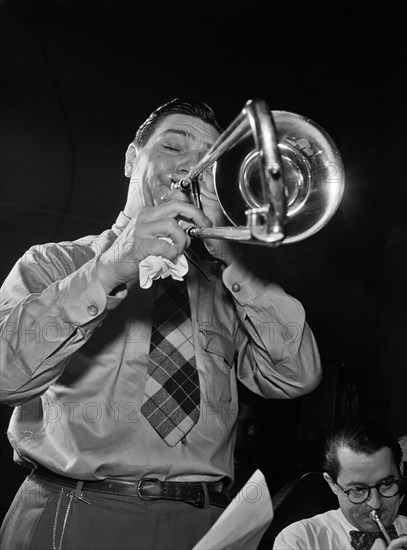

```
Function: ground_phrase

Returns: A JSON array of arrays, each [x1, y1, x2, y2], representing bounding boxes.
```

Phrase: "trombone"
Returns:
[[174, 99, 344, 246]]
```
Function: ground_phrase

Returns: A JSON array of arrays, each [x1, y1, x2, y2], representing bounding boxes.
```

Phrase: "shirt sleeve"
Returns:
[[273, 521, 322, 550], [222, 258, 322, 399], [0, 241, 126, 406], [273, 526, 309, 550]]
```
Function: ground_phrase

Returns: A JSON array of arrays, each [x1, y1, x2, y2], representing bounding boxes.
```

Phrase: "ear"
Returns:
[[124, 143, 138, 177], [399, 462, 405, 506], [323, 473, 338, 495]]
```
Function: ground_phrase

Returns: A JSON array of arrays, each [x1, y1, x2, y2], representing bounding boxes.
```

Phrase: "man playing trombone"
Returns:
[[0, 98, 321, 550], [273, 419, 407, 550]]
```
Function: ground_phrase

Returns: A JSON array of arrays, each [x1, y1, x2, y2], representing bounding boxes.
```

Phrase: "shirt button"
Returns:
[[87, 304, 99, 316], [231, 283, 241, 293]]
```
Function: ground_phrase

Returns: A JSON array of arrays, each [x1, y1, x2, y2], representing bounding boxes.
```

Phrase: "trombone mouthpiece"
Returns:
[[172, 178, 191, 192]]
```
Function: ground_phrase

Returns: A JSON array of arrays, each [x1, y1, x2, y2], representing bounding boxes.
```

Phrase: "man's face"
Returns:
[[328, 446, 402, 532], [126, 114, 219, 211]]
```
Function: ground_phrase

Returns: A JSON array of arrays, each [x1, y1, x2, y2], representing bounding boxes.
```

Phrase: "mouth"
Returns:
[[368, 510, 389, 527], [158, 184, 189, 205], [154, 180, 171, 204], [158, 178, 177, 201], [170, 177, 191, 192]]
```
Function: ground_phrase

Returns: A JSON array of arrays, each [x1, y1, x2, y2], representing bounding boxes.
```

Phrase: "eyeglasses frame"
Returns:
[[335, 478, 403, 504]]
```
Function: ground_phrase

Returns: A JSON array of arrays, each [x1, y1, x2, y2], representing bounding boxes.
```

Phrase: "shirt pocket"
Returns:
[[199, 328, 236, 404]]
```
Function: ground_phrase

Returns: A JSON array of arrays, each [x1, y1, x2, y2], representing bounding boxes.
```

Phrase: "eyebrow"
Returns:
[[346, 475, 396, 487], [160, 129, 213, 149]]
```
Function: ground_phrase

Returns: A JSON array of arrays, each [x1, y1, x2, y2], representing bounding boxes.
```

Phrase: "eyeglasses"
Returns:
[[335, 478, 402, 504]]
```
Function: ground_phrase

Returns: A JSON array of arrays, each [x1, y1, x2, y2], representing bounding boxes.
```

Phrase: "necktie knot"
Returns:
[[350, 524, 398, 550]]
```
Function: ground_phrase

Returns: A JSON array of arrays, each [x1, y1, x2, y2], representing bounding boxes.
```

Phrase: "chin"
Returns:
[[355, 514, 383, 533]]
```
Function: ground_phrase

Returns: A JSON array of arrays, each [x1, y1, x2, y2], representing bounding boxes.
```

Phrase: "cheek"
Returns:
[[136, 154, 168, 180], [383, 497, 401, 518], [152, 154, 174, 175], [139, 164, 163, 199], [347, 504, 374, 530], [200, 172, 216, 194], [337, 495, 361, 522]]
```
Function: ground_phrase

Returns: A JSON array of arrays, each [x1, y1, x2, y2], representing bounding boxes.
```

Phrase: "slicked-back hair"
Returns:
[[323, 419, 403, 481], [134, 98, 223, 149]]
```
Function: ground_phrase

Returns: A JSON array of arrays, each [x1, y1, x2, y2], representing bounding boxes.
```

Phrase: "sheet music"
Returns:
[[193, 469, 273, 550]]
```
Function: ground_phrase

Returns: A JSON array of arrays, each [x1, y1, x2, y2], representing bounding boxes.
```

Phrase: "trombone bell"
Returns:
[[177, 99, 344, 246]]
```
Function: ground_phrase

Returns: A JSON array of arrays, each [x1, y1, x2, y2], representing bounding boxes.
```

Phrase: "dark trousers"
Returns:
[[0, 473, 225, 550]]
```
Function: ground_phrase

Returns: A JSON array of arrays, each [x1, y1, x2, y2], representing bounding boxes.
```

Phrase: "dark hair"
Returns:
[[134, 98, 223, 148], [323, 419, 403, 481]]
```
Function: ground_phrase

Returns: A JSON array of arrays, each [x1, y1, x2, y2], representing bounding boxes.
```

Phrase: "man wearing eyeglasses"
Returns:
[[273, 419, 407, 549]]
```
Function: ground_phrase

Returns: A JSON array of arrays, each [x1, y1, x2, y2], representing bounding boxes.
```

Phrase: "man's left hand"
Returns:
[[196, 169, 242, 265]]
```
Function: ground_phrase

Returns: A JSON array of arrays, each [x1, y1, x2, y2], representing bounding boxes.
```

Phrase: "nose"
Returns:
[[175, 150, 202, 176], [366, 488, 383, 510]]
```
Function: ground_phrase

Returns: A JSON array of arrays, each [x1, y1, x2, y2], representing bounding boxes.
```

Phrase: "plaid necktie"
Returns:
[[141, 276, 200, 447], [350, 524, 398, 550]]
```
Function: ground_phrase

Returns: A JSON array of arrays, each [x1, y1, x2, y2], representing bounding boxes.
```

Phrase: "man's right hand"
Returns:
[[388, 535, 407, 549], [96, 201, 212, 294]]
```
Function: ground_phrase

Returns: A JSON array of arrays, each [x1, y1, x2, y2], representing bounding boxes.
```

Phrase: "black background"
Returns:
[[1, 0, 406, 536]]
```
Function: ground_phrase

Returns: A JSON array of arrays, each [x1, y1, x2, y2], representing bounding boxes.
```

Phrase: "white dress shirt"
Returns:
[[273, 508, 407, 550]]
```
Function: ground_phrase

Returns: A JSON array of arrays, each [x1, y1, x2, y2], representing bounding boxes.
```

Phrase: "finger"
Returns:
[[140, 200, 212, 228], [145, 238, 182, 261], [139, 219, 190, 256], [158, 188, 191, 205]]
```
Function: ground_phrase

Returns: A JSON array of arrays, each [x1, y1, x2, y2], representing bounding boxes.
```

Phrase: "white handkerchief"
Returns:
[[139, 238, 188, 289]]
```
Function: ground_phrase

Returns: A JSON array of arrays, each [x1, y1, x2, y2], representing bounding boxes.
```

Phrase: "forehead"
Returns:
[[151, 114, 219, 147], [337, 446, 398, 483]]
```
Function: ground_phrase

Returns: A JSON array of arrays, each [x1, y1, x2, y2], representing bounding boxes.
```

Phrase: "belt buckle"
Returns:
[[137, 478, 161, 501]]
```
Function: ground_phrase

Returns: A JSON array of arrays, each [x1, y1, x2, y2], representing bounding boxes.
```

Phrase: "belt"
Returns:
[[33, 468, 230, 509]]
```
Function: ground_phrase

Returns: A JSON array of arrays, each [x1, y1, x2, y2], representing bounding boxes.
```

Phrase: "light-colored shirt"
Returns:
[[273, 508, 407, 549], [0, 212, 321, 484]]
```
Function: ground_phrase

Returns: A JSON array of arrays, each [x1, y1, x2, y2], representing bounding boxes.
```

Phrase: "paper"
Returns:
[[193, 469, 273, 550], [139, 238, 188, 289]]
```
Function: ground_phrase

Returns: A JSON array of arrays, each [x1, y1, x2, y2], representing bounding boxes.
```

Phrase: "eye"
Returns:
[[381, 479, 396, 488], [163, 145, 181, 152], [351, 486, 367, 495]]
